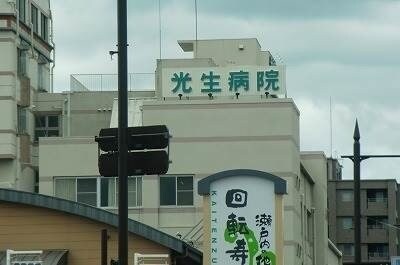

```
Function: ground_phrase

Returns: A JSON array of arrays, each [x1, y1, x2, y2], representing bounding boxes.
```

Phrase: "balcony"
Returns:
[[366, 197, 388, 215], [366, 226, 388, 242], [368, 251, 389, 261]]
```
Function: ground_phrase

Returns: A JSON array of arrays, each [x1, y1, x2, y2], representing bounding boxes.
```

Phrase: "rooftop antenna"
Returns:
[[194, 0, 198, 57], [158, 0, 162, 60], [329, 96, 333, 158]]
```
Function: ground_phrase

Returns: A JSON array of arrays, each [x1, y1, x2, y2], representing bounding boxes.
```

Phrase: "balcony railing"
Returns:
[[70, 73, 155, 92], [367, 197, 388, 203], [368, 252, 389, 258]]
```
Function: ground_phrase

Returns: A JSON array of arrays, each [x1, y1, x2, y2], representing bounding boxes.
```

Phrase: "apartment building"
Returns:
[[328, 179, 399, 265], [0, 0, 53, 191]]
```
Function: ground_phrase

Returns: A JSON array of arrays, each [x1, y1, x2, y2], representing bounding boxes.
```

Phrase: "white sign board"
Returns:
[[210, 175, 276, 265], [161, 66, 286, 98]]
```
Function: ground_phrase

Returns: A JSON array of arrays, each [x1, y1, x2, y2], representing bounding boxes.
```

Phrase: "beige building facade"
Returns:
[[34, 38, 342, 264], [0, 0, 53, 191]]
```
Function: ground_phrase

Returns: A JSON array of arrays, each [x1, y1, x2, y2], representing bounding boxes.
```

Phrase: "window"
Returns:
[[367, 216, 388, 229], [338, 217, 353, 230], [77, 178, 97, 206], [31, 5, 38, 33], [338, 244, 354, 256], [17, 0, 26, 23], [368, 243, 388, 258], [55, 178, 76, 201], [17, 106, 27, 134], [54, 176, 142, 208], [160, 176, 193, 206], [367, 189, 387, 203], [17, 48, 27, 76], [306, 210, 313, 243], [41, 13, 48, 41], [34, 171, 39, 193], [34, 114, 60, 140], [339, 190, 353, 202], [37, 62, 45, 91], [100, 177, 142, 208]]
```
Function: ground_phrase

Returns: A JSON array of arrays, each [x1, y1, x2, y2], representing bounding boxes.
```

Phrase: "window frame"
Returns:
[[339, 189, 353, 202], [40, 12, 48, 41], [34, 114, 60, 141], [17, 106, 27, 134], [54, 176, 142, 209], [338, 216, 354, 230], [17, 48, 27, 77], [31, 4, 38, 34], [338, 243, 354, 256], [18, 0, 26, 23], [159, 175, 194, 207]]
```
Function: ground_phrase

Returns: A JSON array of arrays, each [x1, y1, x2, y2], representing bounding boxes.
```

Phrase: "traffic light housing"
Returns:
[[95, 125, 170, 177]]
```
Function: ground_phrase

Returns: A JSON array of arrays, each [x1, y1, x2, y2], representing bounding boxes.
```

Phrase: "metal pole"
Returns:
[[158, 0, 161, 60], [353, 120, 361, 265], [117, 0, 128, 265], [101, 229, 108, 265], [194, 0, 198, 58], [195, 0, 198, 42]]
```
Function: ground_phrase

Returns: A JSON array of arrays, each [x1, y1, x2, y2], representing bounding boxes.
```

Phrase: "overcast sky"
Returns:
[[52, 0, 400, 181]]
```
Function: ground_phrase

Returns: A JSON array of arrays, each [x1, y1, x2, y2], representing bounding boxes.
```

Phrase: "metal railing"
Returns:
[[70, 73, 155, 92], [367, 224, 386, 229], [368, 251, 389, 258], [182, 218, 203, 248], [367, 197, 388, 203]]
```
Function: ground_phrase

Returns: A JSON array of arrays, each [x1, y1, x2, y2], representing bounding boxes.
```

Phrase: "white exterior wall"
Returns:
[[0, 0, 53, 191], [37, 38, 340, 265]]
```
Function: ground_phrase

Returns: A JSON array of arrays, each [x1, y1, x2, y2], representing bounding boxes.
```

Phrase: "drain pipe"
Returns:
[[48, 0, 55, 93], [67, 91, 71, 136], [311, 207, 317, 265]]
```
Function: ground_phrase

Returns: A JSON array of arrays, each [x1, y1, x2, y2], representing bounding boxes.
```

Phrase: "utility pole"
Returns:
[[96, 4, 170, 265], [353, 121, 361, 265], [342, 120, 400, 265], [117, 0, 128, 265]]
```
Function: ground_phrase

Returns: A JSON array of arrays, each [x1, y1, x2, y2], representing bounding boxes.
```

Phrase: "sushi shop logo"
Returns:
[[210, 188, 276, 265], [226, 189, 248, 208]]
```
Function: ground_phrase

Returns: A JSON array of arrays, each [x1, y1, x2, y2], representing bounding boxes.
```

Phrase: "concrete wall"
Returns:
[[35, 90, 156, 138], [180, 38, 271, 67], [301, 152, 329, 265]]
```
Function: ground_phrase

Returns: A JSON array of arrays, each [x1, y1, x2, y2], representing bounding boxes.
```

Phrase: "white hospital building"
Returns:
[[0, 2, 341, 264]]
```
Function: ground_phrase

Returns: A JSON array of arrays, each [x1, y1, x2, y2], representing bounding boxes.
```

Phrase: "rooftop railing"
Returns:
[[70, 73, 155, 92]]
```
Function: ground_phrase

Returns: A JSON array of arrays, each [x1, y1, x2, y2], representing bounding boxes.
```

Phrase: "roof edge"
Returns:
[[198, 169, 287, 195], [0, 189, 201, 259]]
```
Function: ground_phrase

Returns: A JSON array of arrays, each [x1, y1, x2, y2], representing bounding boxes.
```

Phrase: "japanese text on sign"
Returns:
[[161, 66, 286, 98], [210, 176, 276, 265]]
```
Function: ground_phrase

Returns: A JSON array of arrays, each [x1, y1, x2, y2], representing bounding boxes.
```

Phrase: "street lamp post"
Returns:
[[342, 120, 400, 265], [117, 1, 128, 265]]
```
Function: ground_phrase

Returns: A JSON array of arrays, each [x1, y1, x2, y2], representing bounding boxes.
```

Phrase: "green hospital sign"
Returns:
[[161, 66, 286, 98]]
